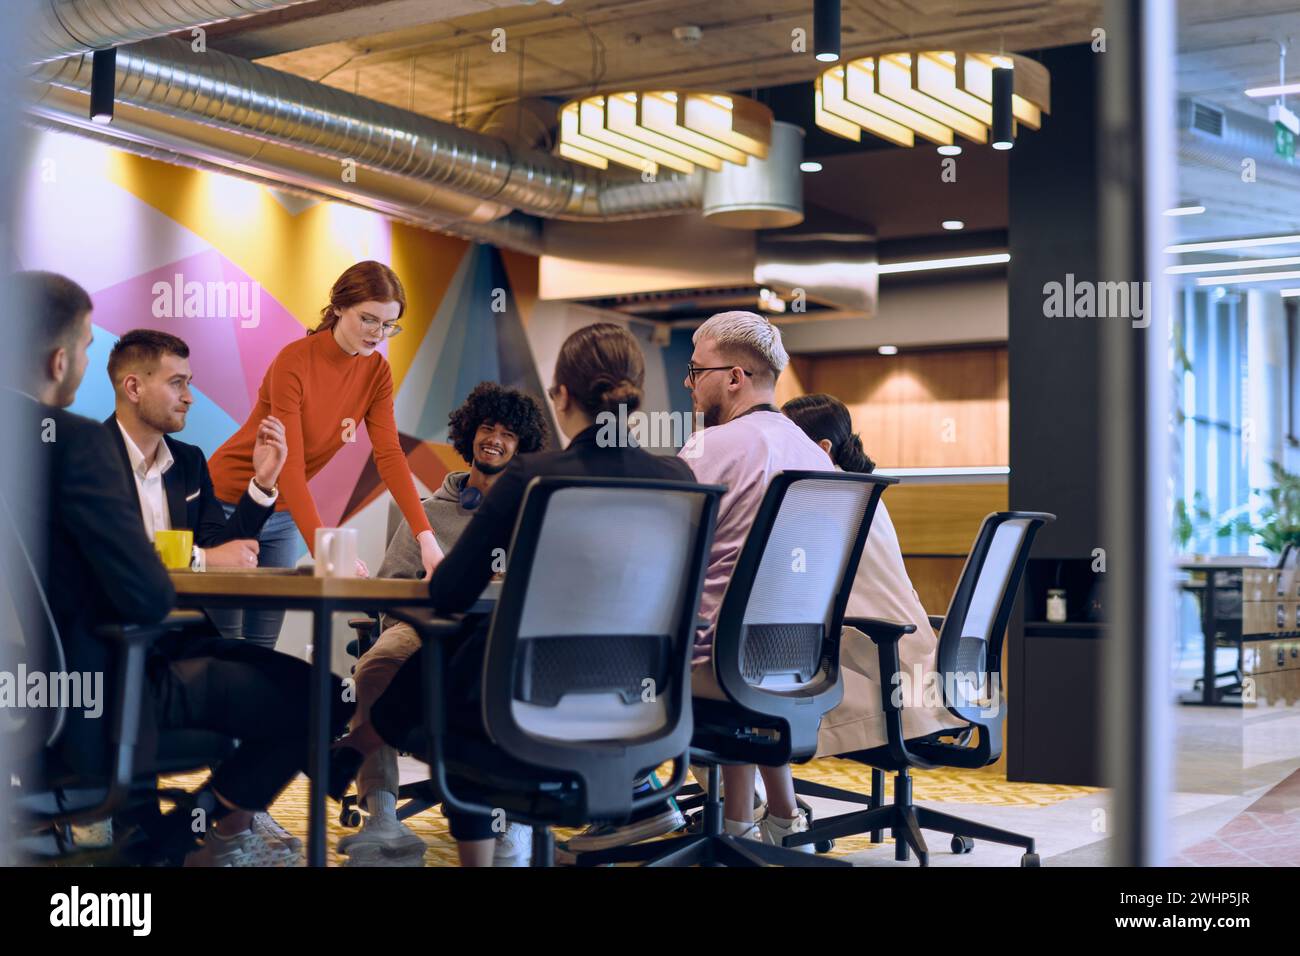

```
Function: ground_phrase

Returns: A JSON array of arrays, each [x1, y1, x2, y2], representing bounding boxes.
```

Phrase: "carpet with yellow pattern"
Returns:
[[163, 758, 1095, 866]]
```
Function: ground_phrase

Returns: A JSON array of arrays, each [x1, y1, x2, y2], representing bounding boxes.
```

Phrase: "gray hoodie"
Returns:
[[376, 470, 476, 631]]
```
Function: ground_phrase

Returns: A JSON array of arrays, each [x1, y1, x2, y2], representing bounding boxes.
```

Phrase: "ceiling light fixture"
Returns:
[[1194, 270, 1300, 286], [877, 252, 1010, 274], [1166, 255, 1300, 275], [90, 48, 116, 125], [1247, 82, 1300, 97], [800, 160, 823, 172], [814, 0, 840, 63], [878, 345, 899, 355], [942, 219, 965, 230], [1282, 288, 1300, 297], [815, 51, 1048, 150], [557, 91, 772, 174], [991, 66, 1014, 149], [1166, 234, 1300, 254]]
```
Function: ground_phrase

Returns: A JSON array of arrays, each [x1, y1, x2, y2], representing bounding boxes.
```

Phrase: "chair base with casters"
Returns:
[[575, 762, 850, 867], [784, 762, 1039, 867]]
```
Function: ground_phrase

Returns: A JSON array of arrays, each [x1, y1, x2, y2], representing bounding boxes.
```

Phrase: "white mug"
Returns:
[[314, 527, 359, 578]]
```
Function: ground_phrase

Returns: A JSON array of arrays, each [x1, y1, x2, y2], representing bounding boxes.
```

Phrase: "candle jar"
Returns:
[[1046, 588, 1068, 623]]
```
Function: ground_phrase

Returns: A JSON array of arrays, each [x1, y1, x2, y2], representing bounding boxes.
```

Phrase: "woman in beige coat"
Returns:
[[782, 394, 968, 755]]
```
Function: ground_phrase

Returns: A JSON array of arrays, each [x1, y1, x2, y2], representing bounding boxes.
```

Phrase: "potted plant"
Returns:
[[1218, 461, 1300, 560]]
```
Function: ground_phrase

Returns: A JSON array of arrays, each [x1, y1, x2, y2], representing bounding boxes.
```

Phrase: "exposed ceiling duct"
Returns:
[[32, 38, 703, 225], [29, 0, 318, 64], [1177, 97, 1300, 236]]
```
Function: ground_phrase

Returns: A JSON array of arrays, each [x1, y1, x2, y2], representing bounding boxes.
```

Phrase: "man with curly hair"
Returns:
[[338, 382, 547, 866]]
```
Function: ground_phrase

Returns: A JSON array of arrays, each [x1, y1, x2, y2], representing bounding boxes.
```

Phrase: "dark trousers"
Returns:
[[148, 633, 354, 811], [370, 618, 495, 841]]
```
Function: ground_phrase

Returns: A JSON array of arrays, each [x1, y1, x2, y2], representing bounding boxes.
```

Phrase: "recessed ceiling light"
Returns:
[[800, 161, 823, 172], [1164, 204, 1205, 216], [937, 144, 962, 156], [942, 219, 964, 230], [991, 141, 1013, 150], [878, 345, 899, 355]]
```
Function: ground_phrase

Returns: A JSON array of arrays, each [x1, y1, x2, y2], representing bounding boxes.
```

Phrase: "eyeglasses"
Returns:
[[686, 363, 753, 386], [358, 314, 403, 338]]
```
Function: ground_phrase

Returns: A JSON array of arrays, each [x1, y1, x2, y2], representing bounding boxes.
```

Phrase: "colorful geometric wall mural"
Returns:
[[14, 128, 554, 558]]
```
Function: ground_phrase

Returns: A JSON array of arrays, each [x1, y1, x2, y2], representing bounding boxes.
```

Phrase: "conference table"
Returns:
[[168, 568, 499, 867]]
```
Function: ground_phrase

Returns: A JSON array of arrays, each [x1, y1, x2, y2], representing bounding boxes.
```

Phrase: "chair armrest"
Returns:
[[928, 615, 945, 631], [347, 616, 378, 631], [93, 609, 209, 648], [630, 753, 689, 813], [384, 607, 469, 644], [842, 617, 916, 767], [843, 617, 917, 644]]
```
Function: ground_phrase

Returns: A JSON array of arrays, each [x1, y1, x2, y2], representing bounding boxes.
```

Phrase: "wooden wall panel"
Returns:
[[906, 556, 968, 617], [794, 346, 1008, 470], [886, 482, 1009, 555]]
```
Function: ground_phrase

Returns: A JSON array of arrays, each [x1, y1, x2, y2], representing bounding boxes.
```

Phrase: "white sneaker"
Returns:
[[184, 828, 297, 867], [724, 817, 761, 840], [252, 812, 302, 854], [338, 811, 426, 865], [758, 808, 815, 853], [493, 823, 532, 867]]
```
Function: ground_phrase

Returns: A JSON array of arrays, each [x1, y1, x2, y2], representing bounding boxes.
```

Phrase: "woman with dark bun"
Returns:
[[338, 323, 696, 866], [782, 394, 967, 756]]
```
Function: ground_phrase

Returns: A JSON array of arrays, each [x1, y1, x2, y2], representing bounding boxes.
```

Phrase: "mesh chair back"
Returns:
[[481, 477, 721, 788], [713, 472, 895, 720], [936, 512, 1054, 722]]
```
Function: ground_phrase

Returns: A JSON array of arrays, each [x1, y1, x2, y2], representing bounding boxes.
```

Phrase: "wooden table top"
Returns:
[[168, 569, 432, 601]]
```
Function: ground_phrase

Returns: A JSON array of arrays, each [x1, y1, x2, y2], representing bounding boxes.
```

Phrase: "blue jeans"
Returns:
[[206, 503, 302, 649]]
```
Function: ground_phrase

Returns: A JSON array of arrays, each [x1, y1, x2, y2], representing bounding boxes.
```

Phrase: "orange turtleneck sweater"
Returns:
[[210, 329, 431, 553]]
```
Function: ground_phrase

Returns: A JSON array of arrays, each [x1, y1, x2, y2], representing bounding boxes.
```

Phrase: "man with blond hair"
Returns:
[[677, 310, 833, 850]]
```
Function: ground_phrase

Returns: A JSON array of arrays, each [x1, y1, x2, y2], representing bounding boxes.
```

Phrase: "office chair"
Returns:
[[388, 476, 722, 866], [1, 496, 233, 864], [576, 470, 897, 868], [783, 511, 1055, 866]]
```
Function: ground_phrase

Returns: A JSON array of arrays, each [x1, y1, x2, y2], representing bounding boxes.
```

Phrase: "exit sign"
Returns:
[[1276, 120, 1296, 161]]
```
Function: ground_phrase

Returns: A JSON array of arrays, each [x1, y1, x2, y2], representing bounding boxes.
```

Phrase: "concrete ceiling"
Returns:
[[1173, 0, 1300, 255]]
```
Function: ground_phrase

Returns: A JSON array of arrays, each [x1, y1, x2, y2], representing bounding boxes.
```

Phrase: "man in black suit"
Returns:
[[104, 329, 285, 572], [12, 272, 351, 866]]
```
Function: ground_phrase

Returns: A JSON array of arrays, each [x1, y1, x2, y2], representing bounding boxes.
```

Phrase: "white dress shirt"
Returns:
[[118, 421, 175, 541], [117, 422, 277, 571]]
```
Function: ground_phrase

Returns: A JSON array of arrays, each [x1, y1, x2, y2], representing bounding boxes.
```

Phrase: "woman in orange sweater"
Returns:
[[208, 261, 442, 647]]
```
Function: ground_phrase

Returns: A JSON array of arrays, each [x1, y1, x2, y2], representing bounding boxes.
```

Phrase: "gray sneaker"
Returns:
[[338, 811, 426, 865], [252, 812, 302, 854], [184, 828, 298, 867]]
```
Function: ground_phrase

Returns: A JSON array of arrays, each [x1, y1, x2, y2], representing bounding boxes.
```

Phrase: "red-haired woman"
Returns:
[[208, 261, 442, 649]]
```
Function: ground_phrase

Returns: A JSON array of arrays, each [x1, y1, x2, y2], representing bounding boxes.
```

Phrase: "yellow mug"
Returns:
[[154, 529, 194, 570]]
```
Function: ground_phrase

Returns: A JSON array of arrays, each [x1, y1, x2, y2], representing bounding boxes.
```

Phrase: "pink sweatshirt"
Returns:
[[679, 409, 832, 663]]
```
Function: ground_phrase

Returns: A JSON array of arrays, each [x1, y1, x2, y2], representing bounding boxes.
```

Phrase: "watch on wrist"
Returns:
[[253, 477, 277, 497], [190, 545, 203, 572]]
